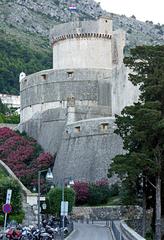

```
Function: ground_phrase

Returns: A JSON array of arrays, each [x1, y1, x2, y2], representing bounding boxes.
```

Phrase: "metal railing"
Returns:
[[111, 220, 146, 240]]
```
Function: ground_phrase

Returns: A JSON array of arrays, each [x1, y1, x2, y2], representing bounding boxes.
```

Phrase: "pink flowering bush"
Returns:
[[0, 127, 54, 190], [73, 179, 110, 206], [73, 181, 89, 205]]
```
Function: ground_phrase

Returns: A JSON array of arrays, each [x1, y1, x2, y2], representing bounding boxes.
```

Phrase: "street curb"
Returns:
[[65, 229, 78, 240]]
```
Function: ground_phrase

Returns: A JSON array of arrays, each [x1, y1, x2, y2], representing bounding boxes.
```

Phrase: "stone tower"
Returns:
[[19, 17, 139, 183]]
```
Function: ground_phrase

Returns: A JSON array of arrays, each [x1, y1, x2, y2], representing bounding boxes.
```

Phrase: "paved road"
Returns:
[[67, 223, 113, 240]]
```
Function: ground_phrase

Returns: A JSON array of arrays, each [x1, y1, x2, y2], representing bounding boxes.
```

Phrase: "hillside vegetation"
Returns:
[[0, 29, 52, 94], [0, 0, 164, 94]]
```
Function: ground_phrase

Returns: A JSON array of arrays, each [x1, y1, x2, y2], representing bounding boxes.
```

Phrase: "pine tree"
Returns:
[[110, 45, 164, 240]]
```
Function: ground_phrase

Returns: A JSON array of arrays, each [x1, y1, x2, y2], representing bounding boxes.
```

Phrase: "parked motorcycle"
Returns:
[[6, 228, 22, 240]]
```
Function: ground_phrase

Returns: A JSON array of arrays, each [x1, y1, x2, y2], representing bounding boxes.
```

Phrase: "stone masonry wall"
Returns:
[[53, 117, 124, 183], [72, 206, 143, 221]]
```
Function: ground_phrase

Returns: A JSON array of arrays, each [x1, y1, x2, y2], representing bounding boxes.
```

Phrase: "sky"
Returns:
[[95, 0, 164, 24]]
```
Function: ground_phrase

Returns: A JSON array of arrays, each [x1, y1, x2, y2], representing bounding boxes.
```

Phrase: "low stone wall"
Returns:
[[0, 124, 18, 129], [72, 206, 143, 221]]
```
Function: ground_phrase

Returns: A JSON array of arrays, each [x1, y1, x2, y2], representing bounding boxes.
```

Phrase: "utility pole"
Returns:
[[142, 177, 146, 238], [155, 150, 161, 240], [155, 174, 161, 240]]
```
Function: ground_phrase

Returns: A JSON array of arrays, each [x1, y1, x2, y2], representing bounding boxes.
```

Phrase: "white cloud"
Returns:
[[95, 0, 164, 24]]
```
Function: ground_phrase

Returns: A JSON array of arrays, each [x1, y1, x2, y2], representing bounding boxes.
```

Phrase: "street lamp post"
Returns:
[[61, 178, 74, 240], [38, 168, 53, 231]]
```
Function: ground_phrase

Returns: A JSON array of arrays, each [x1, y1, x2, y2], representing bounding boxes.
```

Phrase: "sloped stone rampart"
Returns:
[[53, 117, 124, 183]]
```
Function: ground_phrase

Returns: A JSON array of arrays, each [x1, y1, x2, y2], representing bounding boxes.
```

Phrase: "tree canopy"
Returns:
[[110, 46, 164, 210]]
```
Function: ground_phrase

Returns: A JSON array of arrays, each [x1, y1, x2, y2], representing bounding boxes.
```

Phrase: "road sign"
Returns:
[[2, 203, 12, 214], [61, 201, 68, 216], [6, 189, 12, 204]]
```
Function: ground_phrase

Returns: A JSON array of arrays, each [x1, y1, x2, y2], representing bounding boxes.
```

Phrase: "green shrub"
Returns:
[[88, 179, 109, 206], [9, 210, 25, 224], [3, 113, 20, 124], [145, 230, 154, 240], [46, 187, 75, 216], [109, 183, 120, 197], [0, 214, 4, 226], [0, 114, 5, 123], [0, 112, 20, 124], [0, 177, 23, 221], [88, 184, 103, 206]]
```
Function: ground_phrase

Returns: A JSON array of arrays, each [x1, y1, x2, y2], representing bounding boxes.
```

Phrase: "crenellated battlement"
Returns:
[[50, 16, 112, 45], [51, 32, 112, 45]]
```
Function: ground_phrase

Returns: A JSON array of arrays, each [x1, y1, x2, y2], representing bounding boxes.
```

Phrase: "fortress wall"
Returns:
[[53, 38, 112, 69], [19, 108, 67, 154], [20, 69, 110, 90], [21, 80, 98, 108], [112, 65, 140, 115], [74, 105, 112, 122], [21, 100, 103, 123], [112, 30, 126, 65], [53, 117, 124, 183], [20, 69, 113, 122]]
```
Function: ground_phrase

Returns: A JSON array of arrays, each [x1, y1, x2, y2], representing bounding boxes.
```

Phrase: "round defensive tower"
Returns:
[[19, 17, 139, 183], [50, 16, 113, 70]]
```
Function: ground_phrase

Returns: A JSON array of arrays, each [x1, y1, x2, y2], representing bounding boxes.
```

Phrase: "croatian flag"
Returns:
[[69, 5, 77, 11]]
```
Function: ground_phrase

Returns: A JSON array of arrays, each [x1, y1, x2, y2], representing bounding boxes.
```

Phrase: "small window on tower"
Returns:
[[105, 20, 108, 23], [67, 71, 74, 78], [41, 74, 47, 80], [100, 123, 109, 131], [75, 126, 80, 133]]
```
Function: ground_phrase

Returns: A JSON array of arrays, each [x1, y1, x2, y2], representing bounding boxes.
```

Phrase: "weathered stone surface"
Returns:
[[53, 117, 124, 183], [72, 206, 143, 220]]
